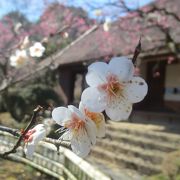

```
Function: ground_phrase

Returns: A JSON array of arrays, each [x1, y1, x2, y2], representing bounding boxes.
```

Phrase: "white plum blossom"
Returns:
[[81, 56, 148, 121], [24, 124, 46, 159], [10, 50, 28, 68], [52, 105, 97, 157], [103, 17, 111, 32], [62, 32, 69, 38], [29, 42, 45, 57], [79, 102, 105, 138]]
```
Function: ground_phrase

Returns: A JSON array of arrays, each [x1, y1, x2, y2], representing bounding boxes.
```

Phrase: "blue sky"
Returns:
[[0, 0, 154, 22]]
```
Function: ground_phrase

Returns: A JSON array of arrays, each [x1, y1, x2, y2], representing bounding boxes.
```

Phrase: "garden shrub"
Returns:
[[5, 84, 63, 122]]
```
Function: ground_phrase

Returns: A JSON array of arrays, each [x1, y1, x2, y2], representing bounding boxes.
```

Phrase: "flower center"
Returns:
[[98, 74, 124, 99], [35, 48, 40, 53], [84, 108, 102, 128], [65, 113, 85, 133], [23, 129, 36, 143], [17, 56, 25, 65]]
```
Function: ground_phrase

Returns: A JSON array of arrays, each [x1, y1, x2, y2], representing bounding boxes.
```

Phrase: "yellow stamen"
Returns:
[[85, 109, 102, 129], [65, 113, 85, 135], [98, 74, 124, 100]]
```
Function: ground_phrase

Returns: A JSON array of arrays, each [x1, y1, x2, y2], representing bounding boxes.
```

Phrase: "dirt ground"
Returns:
[[0, 158, 57, 180]]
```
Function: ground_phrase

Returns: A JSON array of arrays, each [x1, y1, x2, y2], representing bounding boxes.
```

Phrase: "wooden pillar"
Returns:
[[58, 68, 75, 105], [144, 61, 166, 110]]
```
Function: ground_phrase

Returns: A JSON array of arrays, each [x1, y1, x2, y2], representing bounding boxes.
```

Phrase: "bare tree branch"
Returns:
[[0, 25, 98, 94], [2, 105, 43, 156], [0, 124, 71, 156], [44, 137, 71, 149], [0, 126, 19, 137], [132, 37, 141, 64]]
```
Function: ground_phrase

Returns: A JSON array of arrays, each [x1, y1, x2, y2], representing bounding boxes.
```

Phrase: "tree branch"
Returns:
[[44, 137, 71, 149], [0, 124, 71, 156], [2, 105, 43, 156], [0, 25, 98, 94], [132, 37, 141, 64], [0, 126, 19, 137]]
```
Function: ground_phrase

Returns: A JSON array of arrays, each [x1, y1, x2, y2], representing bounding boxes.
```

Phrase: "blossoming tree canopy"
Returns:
[[24, 124, 46, 159], [9, 41, 46, 68], [81, 56, 148, 121]]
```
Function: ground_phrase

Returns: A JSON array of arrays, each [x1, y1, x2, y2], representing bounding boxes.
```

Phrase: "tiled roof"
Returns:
[[7, 0, 180, 87]]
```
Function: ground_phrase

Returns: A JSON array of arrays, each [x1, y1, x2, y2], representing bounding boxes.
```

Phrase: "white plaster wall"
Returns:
[[164, 63, 180, 101], [165, 63, 180, 87]]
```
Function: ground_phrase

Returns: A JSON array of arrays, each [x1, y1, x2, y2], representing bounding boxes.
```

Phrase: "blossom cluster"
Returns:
[[24, 56, 148, 158], [10, 38, 46, 68]]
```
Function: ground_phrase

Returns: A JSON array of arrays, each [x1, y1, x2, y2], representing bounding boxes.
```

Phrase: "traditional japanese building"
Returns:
[[11, 0, 180, 121]]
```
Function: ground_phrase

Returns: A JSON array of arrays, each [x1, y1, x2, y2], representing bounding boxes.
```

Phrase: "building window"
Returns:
[[164, 87, 180, 101], [164, 63, 180, 102]]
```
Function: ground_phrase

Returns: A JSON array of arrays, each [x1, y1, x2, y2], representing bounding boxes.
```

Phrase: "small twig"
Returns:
[[52, 25, 70, 37], [44, 137, 71, 150], [132, 37, 141, 65], [2, 105, 43, 156], [0, 124, 71, 156], [0, 126, 20, 137]]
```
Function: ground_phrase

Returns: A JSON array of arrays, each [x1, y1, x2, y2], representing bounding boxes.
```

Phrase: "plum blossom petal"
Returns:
[[124, 77, 148, 103], [60, 131, 72, 141], [52, 107, 72, 126], [81, 87, 107, 112], [86, 62, 109, 87], [105, 97, 132, 121], [24, 124, 46, 159], [24, 144, 35, 159], [109, 57, 134, 81], [93, 113, 105, 137], [79, 102, 105, 138], [79, 102, 86, 116], [87, 112, 105, 138], [71, 128, 91, 158], [67, 106, 96, 145], [85, 119, 97, 145], [32, 125, 46, 144], [68, 105, 85, 121]]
